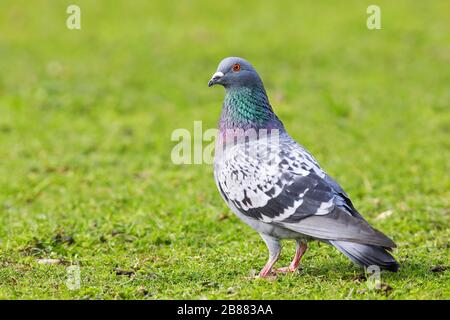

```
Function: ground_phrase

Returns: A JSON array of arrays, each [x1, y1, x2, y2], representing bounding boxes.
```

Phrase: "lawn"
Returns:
[[0, 0, 449, 299]]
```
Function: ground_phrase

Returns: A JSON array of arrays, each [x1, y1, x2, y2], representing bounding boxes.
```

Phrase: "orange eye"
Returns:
[[232, 63, 241, 72]]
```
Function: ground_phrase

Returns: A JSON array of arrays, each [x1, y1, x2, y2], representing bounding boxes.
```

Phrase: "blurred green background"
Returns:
[[0, 0, 449, 299]]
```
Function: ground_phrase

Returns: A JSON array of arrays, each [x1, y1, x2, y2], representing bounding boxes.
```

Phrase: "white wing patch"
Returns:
[[314, 199, 334, 215]]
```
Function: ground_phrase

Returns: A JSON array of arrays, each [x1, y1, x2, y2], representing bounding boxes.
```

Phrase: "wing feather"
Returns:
[[215, 135, 396, 248]]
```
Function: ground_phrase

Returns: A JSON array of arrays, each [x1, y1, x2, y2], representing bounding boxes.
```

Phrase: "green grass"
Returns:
[[0, 0, 449, 299]]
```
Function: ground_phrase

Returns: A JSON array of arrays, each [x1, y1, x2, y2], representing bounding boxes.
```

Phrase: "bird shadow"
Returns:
[[294, 259, 444, 281]]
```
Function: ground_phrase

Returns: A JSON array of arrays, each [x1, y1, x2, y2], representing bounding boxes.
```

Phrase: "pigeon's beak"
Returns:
[[208, 71, 224, 87]]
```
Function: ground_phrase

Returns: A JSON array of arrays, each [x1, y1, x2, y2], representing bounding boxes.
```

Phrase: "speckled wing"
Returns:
[[214, 135, 396, 248], [215, 135, 336, 223]]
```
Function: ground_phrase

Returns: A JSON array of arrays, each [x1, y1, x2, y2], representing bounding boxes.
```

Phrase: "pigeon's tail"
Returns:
[[330, 240, 399, 272]]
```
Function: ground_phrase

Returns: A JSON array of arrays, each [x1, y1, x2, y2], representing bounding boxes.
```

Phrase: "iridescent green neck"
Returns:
[[219, 86, 283, 131]]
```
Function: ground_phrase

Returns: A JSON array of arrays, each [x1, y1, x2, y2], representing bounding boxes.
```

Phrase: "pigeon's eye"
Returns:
[[232, 63, 241, 72]]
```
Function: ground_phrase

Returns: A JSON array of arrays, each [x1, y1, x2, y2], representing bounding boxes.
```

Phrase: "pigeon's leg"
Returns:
[[258, 234, 281, 278], [275, 241, 307, 273]]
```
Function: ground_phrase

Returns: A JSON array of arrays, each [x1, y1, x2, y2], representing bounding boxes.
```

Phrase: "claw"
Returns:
[[255, 273, 278, 280], [275, 266, 296, 273], [258, 265, 275, 277]]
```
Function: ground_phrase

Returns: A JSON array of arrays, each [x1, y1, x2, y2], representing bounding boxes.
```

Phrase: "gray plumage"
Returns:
[[209, 57, 399, 276]]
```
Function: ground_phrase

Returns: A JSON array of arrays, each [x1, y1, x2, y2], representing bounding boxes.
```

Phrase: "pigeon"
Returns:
[[208, 57, 399, 277]]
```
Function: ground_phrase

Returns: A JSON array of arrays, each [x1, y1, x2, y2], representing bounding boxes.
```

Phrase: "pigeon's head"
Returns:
[[208, 57, 263, 89]]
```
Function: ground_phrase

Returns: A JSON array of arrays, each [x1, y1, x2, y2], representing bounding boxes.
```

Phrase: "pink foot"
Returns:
[[258, 256, 279, 278], [275, 243, 307, 274], [258, 267, 275, 278]]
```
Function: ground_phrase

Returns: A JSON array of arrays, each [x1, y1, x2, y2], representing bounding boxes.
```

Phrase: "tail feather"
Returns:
[[330, 240, 399, 272]]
